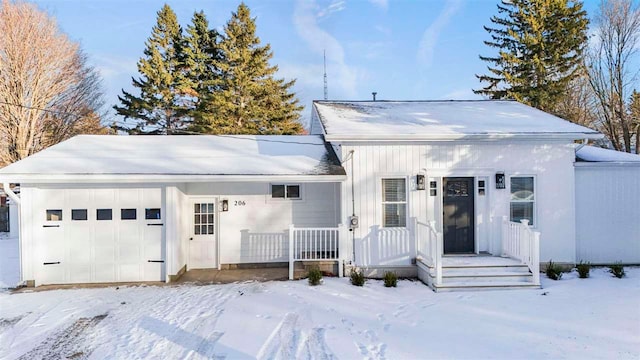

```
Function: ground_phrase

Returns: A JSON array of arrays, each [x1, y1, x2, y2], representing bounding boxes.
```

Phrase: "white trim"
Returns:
[[574, 162, 640, 167], [325, 133, 603, 142], [0, 174, 347, 184]]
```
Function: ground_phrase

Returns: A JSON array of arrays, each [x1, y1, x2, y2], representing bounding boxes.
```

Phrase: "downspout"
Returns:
[[2, 183, 22, 284], [575, 139, 588, 154]]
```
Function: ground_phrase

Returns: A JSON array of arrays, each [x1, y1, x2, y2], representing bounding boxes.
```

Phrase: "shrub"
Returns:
[[546, 260, 563, 280], [575, 261, 591, 279], [383, 271, 397, 288], [350, 269, 366, 286], [609, 262, 625, 279], [307, 267, 323, 286]]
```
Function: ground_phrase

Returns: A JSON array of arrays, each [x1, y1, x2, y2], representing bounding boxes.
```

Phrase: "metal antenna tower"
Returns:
[[323, 50, 328, 100]]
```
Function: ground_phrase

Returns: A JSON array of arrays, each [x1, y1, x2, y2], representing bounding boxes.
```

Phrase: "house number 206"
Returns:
[[234, 200, 246, 206]]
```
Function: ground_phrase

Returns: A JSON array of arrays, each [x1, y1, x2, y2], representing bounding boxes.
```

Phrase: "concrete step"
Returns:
[[434, 281, 540, 292], [442, 271, 533, 283], [442, 265, 531, 276]]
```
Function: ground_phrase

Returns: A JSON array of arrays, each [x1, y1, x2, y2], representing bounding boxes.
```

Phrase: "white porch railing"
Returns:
[[414, 219, 443, 286], [501, 216, 540, 285], [288, 224, 345, 280]]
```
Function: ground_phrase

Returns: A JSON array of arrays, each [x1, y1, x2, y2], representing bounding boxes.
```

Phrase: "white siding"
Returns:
[[340, 142, 577, 266], [185, 182, 340, 264], [575, 164, 640, 264]]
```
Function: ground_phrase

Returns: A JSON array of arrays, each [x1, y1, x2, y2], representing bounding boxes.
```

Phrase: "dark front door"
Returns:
[[443, 177, 475, 254]]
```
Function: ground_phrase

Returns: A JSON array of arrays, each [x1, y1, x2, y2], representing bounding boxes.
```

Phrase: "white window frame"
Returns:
[[509, 175, 536, 227], [381, 177, 408, 228], [270, 184, 303, 200]]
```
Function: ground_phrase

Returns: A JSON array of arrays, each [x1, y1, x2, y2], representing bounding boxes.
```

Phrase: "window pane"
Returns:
[[207, 214, 214, 223], [195, 225, 200, 235], [46, 209, 63, 221], [201, 225, 208, 234], [145, 208, 161, 220], [208, 203, 214, 213], [383, 203, 406, 227], [511, 177, 534, 200], [287, 185, 300, 199], [272, 185, 285, 198], [194, 204, 200, 213], [194, 214, 200, 225], [97, 209, 112, 221], [510, 203, 534, 226], [208, 225, 214, 234], [201, 204, 208, 213], [121, 209, 137, 220], [71, 209, 87, 221], [383, 179, 406, 202]]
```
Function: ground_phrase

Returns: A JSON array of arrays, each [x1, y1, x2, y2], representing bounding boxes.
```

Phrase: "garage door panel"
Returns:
[[69, 265, 91, 283], [118, 189, 140, 208], [119, 264, 142, 281], [94, 264, 116, 282]]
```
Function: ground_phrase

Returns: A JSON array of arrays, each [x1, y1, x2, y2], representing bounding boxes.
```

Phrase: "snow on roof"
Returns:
[[576, 145, 640, 163], [0, 135, 345, 178], [313, 100, 602, 140]]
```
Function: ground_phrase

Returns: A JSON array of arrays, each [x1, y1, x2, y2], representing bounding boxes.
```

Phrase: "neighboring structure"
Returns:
[[575, 145, 640, 264], [2, 100, 636, 290]]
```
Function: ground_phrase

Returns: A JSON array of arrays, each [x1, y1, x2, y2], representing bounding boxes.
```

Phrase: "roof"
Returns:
[[0, 135, 346, 183], [313, 100, 603, 141], [576, 145, 640, 163]]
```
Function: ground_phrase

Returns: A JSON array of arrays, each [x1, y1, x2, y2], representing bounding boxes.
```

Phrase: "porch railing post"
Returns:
[[533, 232, 541, 286], [435, 231, 443, 285], [288, 224, 295, 280], [501, 215, 509, 256]]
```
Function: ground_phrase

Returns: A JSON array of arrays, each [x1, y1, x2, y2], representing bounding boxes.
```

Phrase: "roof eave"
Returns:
[[324, 132, 604, 142], [0, 174, 347, 184]]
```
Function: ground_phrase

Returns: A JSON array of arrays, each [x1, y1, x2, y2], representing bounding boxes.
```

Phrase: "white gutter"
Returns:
[[2, 182, 22, 285], [2, 182, 20, 205], [0, 174, 347, 184]]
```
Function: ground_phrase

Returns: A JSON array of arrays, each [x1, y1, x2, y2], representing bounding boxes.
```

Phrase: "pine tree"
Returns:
[[200, 3, 303, 135], [475, 0, 589, 113], [114, 4, 184, 134], [179, 11, 221, 132]]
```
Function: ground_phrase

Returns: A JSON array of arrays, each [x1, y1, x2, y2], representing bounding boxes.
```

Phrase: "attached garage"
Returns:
[[25, 186, 164, 285]]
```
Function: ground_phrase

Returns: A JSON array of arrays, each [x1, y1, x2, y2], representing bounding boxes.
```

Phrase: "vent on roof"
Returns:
[[372, 92, 377, 101]]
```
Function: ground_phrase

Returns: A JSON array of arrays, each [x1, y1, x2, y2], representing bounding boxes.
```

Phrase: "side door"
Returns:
[[188, 199, 218, 269], [443, 177, 475, 254]]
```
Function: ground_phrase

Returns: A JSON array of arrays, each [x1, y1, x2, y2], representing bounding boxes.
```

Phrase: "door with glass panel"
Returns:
[[189, 199, 218, 269]]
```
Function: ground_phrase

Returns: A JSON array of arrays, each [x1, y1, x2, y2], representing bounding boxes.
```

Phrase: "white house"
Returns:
[[2, 99, 636, 291]]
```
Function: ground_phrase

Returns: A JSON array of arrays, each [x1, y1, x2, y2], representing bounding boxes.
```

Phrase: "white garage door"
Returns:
[[33, 187, 163, 285]]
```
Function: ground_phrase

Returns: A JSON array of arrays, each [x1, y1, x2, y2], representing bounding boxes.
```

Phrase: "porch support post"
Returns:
[[501, 215, 509, 256], [288, 224, 295, 280], [338, 223, 344, 277], [532, 232, 541, 286], [435, 232, 443, 285]]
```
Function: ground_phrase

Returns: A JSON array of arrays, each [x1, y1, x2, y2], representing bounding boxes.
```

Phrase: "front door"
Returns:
[[189, 199, 218, 269], [443, 177, 475, 254]]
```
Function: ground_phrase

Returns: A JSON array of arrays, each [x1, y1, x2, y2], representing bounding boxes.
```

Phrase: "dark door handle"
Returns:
[[147, 260, 164, 263], [43, 225, 60, 228], [147, 223, 164, 226], [189, 237, 193, 241], [43, 262, 61, 265]]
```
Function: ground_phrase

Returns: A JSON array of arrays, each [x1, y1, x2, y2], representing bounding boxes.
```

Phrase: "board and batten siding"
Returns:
[[575, 164, 640, 264], [184, 182, 340, 265], [339, 141, 578, 267]]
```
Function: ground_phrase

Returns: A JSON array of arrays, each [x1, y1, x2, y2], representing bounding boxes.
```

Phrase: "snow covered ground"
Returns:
[[0, 233, 19, 289], [0, 267, 638, 360]]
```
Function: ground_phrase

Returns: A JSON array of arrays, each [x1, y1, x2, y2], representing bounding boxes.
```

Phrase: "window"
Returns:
[[429, 181, 437, 197], [478, 180, 486, 196], [271, 184, 301, 199], [194, 203, 215, 235], [510, 176, 535, 225], [145, 208, 161, 220], [97, 209, 112, 221], [382, 178, 407, 227], [121, 209, 137, 220], [71, 209, 88, 221], [46, 209, 63, 221]]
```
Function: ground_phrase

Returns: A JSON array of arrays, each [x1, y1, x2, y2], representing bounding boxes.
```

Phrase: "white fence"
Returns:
[[414, 219, 443, 285], [501, 217, 540, 285], [288, 225, 345, 279]]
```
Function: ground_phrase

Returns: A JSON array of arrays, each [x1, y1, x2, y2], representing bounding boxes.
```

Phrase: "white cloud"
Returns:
[[93, 54, 137, 82], [317, 0, 346, 19], [417, 0, 463, 68], [369, 0, 388, 11], [293, 0, 360, 99]]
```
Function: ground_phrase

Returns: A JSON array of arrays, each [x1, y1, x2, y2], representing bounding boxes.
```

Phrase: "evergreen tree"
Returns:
[[179, 11, 221, 131], [474, 0, 589, 113], [201, 3, 303, 135], [114, 4, 185, 134]]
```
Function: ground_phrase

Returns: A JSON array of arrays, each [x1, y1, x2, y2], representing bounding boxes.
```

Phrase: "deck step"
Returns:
[[434, 281, 540, 292], [442, 272, 533, 283]]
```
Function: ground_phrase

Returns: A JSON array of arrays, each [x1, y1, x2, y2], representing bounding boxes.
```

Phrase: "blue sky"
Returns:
[[32, 0, 602, 124]]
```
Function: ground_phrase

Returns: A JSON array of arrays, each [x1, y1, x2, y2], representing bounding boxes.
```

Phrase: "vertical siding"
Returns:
[[575, 165, 640, 264], [341, 141, 577, 267]]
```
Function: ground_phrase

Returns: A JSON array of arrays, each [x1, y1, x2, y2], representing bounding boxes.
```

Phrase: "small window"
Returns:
[[97, 209, 112, 221], [271, 184, 301, 199], [429, 181, 437, 197], [382, 178, 407, 227], [478, 180, 486, 196], [46, 209, 63, 221], [145, 208, 161, 220], [71, 209, 88, 221], [121, 209, 137, 220], [510, 176, 535, 225]]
